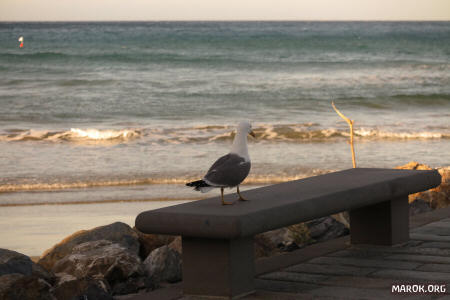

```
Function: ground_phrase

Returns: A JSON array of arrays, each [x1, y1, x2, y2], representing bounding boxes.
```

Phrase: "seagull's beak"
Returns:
[[249, 130, 256, 138]]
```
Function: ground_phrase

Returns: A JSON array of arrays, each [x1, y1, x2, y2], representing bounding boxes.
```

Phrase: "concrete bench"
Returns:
[[135, 168, 441, 299]]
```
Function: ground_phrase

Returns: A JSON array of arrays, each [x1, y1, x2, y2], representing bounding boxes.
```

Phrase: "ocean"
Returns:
[[0, 21, 449, 255]]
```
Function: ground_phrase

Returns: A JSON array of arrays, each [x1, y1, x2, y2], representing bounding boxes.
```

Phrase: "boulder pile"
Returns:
[[0, 222, 178, 300]]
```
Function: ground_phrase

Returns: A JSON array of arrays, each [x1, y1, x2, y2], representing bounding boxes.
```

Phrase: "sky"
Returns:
[[1, 0, 449, 21]]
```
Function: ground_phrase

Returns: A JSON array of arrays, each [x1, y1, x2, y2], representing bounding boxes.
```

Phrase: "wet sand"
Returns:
[[0, 200, 191, 257]]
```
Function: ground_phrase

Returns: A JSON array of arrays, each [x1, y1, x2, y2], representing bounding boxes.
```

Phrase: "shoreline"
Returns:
[[0, 197, 200, 207]]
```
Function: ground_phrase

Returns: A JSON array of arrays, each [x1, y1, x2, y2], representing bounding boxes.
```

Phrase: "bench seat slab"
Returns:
[[136, 169, 441, 239], [182, 236, 255, 299]]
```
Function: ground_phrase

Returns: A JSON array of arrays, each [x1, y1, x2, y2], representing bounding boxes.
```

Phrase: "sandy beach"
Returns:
[[0, 200, 192, 256]]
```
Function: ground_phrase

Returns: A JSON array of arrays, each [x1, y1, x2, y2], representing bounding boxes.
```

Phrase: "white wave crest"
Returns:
[[0, 128, 141, 143], [69, 128, 139, 140], [354, 128, 448, 139]]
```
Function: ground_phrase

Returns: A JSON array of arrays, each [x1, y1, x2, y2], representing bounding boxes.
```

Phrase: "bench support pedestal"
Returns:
[[182, 236, 255, 299], [350, 196, 409, 245]]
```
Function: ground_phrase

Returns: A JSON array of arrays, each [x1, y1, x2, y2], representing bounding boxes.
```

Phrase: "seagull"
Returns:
[[186, 121, 255, 205]]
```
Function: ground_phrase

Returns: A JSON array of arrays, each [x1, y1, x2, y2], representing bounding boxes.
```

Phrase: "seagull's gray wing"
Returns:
[[204, 153, 251, 187]]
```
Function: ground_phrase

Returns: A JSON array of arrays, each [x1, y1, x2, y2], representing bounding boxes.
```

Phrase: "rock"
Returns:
[[51, 240, 146, 295], [332, 212, 350, 228], [168, 236, 182, 254], [255, 224, 312, 254], [133, 227, 176, 260], [417, 190, 449, 209], [32, 261, 55, 285], [39, 222, 140, 271], [0, 249, 55, 284], [51, 273, 112, 300], [256, 223, 314, 254], [0, 273, 54, 300], [436, 167, 450, 194], [279, 241, 300, 252], [259, 227, 293, 248], [144, 245, 182, 284], [110, 276, 153, 296], [306, 217, 349, 242], [396, 161, 432, 170], [254, 233, 280, 258], [255, 217, 348, 255], [287, 223, 314, 247], [0, 248, 53, 282], [409, 198, 432, 216], [396, 162, 450, 208], [0, 248, 33, 276], [0, 248, 56, 300]]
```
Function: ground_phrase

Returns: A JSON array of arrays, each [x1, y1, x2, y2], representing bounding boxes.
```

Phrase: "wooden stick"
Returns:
[[332, 101, 356, 168]]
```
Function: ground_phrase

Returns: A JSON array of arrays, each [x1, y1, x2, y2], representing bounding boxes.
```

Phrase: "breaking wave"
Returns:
[[0, 128, 141, 143], [0, 124, 448, 145]]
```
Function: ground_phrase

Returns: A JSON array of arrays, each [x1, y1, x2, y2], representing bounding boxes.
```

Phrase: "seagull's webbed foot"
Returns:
[[237, 186, 249, 201], [221, 187, 234, 206]]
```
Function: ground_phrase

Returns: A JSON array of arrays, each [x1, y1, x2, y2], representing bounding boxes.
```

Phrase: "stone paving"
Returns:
[[255, 218, 450, 299]]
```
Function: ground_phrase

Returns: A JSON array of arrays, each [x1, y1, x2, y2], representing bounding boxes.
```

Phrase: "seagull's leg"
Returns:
[[221, 187, 234, 205], [237, 185, 249, 201]]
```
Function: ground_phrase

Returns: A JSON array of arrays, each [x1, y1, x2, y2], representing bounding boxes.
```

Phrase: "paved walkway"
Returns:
[[255, 220, 450, 299], [120, 207, 450, 300]]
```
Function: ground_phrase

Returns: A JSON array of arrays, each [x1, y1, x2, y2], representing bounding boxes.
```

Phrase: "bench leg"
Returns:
[[349, 196, 409, 245], [182, 236, 255, 299]]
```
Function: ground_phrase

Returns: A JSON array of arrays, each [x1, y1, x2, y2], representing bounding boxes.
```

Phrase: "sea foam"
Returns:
[[0, 128, 141, 143], [0, 125, 448, 144]]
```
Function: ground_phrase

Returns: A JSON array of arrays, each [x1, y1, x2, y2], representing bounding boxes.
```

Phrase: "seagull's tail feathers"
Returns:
[[186, 180, 213, 193]]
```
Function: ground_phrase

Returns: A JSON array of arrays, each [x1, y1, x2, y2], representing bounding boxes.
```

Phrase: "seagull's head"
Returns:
[[237, 121, 256, 138]]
